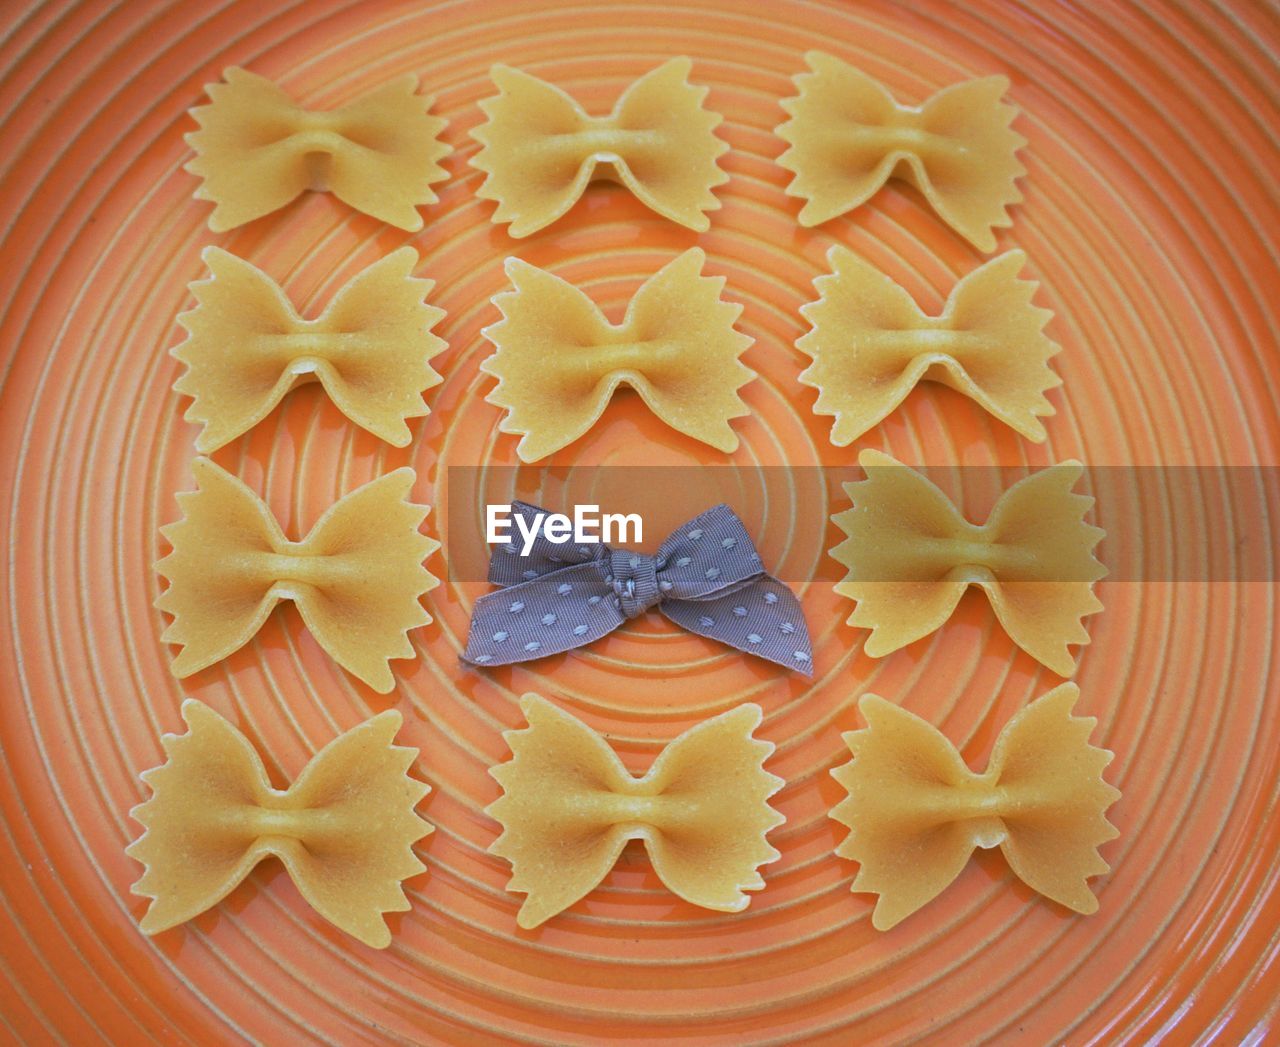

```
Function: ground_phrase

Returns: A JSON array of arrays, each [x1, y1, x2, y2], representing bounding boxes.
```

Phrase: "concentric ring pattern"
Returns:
[[2, 0, 1278, 1043]]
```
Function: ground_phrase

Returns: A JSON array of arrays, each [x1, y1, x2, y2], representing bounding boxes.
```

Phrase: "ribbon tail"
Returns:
[[661, 577, 813, 675], [462, 563, 624, 667]]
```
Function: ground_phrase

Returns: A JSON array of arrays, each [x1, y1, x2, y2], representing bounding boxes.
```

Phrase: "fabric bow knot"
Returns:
[[470, 58, 728, 236], [777, 51, 1026, 251], [128, 700, 431, 948], [480, 248, 755, 461], [489, 694, 784, 928], [155, 458, 439, 692], [831, 684, 1120, 929], [186, 67, 450, 231], [174, 247, 446, 451], [799, 248, 1061, 443], [831, 450, 1105, 676], [462, 502, 813, 674]]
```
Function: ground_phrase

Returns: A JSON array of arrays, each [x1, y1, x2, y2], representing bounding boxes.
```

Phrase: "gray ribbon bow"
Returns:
[[462, 502, 813, 674]]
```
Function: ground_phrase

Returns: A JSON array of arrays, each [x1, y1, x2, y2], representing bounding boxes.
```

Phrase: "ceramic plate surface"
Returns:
[[1, 0, 1277, 1043]]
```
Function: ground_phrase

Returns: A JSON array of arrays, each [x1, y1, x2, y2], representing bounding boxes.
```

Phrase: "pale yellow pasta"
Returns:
[[777, 52, 1026, 251], [155, 458, 438, 693], [831, 685, 1120, 929], [174, 247, 446, 451], [799, 248, 1061, 443], [186, 67, 449, 231], [488, 694, 784, 929], [129, 700, 431, 948], [480, 248, 755, 461], [470, 58, 727, 235], [831, 450, 1105, 676]]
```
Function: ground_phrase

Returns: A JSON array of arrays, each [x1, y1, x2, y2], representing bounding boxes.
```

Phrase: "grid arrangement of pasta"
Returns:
[[133, 53, 1119, 949]]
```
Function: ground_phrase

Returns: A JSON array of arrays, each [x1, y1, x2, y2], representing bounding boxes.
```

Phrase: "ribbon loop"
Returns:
[[654, 504, 766, 601], [489, 502, 607, 585]]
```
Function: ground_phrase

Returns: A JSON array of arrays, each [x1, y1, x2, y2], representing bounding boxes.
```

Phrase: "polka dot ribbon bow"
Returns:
[[462, 502, 813, 674]]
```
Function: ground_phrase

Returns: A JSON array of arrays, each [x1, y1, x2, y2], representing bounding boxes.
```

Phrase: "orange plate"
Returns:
[[1, 1, 1278, 1044]]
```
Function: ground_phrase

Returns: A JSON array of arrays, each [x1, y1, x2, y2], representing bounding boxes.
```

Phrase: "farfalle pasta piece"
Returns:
[[488, 694, 783, 928], [777, 52, 1026, 251], [173, 247, 446, 451], [155, 458, 438, 692], [470, 58, 728, 236], [480, 248, 754, 461], [831, 684, 1120, 929], [831, 450, 1105, 675], [186, 67, 450, 231], [128, 700, 431, 948], [798, 248, 1061, 443]]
